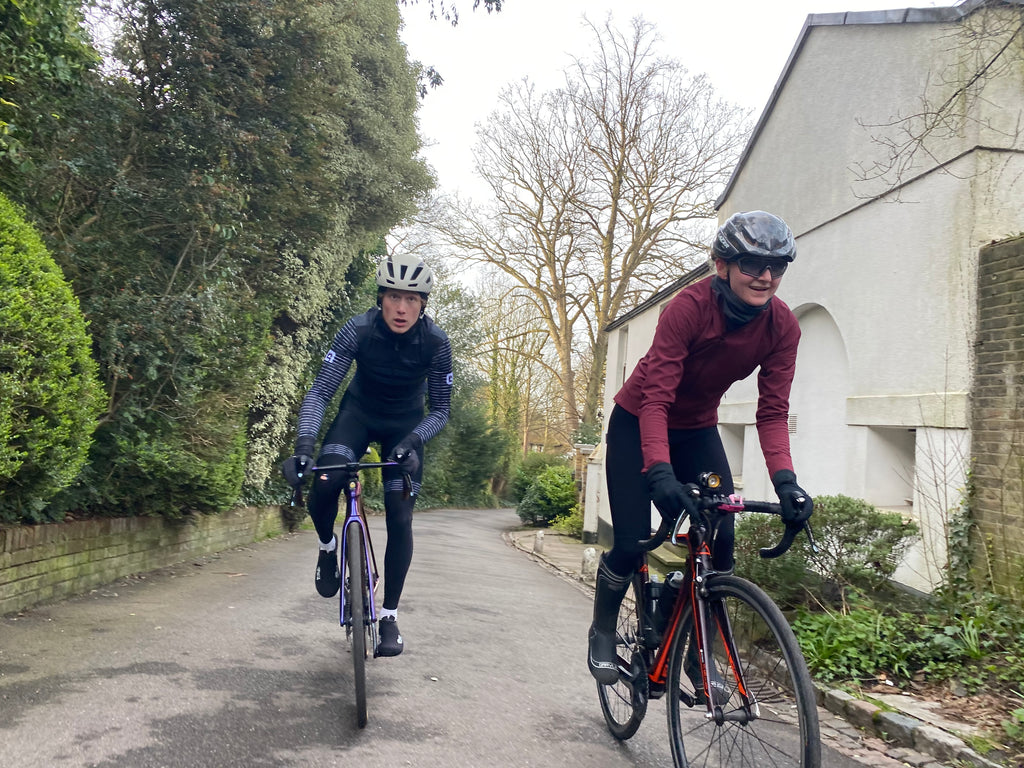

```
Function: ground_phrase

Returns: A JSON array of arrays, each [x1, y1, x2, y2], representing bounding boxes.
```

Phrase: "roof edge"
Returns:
[[714, 0, 1015, 211], [605, 262, 711, 332]]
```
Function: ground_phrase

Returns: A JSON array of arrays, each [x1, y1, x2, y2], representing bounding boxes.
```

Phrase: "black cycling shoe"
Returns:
[[315, 542, 340, 598], [377, 616, 404, 656], [587, 626, 620, 685]]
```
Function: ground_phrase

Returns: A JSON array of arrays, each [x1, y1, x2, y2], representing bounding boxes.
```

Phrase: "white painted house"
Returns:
[[586, 0, 1024, 593]]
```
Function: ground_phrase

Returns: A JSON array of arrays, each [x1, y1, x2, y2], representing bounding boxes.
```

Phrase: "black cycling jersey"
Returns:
[[296, 308, 453, 451]]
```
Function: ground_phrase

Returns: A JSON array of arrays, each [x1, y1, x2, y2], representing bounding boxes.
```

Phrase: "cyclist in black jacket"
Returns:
[[282, 253, 453, 656]]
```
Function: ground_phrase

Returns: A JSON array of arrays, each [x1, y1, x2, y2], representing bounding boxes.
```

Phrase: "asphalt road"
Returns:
[[1, 508, 874, 767]]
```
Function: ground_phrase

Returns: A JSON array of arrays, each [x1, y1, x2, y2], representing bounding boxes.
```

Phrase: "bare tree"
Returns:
[[436, 15, 749, 436], [474, 274, 570, 452], [852, 3, 1024, 193]]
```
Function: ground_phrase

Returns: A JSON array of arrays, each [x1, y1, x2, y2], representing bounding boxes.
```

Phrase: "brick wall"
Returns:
[[0, 506, 290, 616], [973, 235, 1024, 597]]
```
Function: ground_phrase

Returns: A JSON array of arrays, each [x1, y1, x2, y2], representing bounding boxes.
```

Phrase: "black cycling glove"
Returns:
[[772, 469, 814, 525], [281, 438, 315, 488], [281, 454, 312, 488], [388, 433, 423, 475], [645, 462, 698, 521]]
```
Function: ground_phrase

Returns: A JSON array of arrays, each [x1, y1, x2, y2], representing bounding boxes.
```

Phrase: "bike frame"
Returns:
[[338, 475, 380, 636], [643, 506, 755, 714]]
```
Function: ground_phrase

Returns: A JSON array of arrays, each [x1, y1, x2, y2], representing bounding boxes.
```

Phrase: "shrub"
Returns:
[[511, 452, 567, 503], [734, 493, 919, 609], [804, 494, 919, 594], [0, 193, 102, 522], [516, 464, 577, 526], [552, 504, 584, 538]]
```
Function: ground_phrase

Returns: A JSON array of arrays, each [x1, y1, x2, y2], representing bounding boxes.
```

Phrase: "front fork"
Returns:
[[692, 569, 759, 720], [339, 484, 380, 637], [647, 553, 758, 718]]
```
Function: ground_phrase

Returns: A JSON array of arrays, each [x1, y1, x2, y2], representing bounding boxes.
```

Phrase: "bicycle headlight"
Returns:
[[701, 472, 722, 490]]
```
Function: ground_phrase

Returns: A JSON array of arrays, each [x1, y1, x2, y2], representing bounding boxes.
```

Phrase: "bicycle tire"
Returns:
[[346, 520, 369, 729], [666, 575, 820, 768], [596, 574, 648, 740]]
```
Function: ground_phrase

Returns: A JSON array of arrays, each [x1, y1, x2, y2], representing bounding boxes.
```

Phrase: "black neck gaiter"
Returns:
[[712, 275, 772, 330]]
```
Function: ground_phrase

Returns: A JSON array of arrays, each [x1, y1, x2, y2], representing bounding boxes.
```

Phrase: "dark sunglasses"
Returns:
[[735, 255, 789, 279]]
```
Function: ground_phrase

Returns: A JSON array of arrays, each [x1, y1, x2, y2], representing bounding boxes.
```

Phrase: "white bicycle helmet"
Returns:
[[375, 253, 434, 294]]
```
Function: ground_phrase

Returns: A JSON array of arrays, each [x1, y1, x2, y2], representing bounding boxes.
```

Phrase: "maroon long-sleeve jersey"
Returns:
[[614, 275, 800, 477]]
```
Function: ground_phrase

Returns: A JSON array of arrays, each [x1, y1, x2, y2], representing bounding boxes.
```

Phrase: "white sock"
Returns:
[[319, 535, 336, 553], [379, 608, 398, 621]]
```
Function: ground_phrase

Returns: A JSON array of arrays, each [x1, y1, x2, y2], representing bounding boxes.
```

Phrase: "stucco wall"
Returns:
[[973, 235, 1024, 597], [0, 507, 291, 616], [587, 6, 1024, 594]]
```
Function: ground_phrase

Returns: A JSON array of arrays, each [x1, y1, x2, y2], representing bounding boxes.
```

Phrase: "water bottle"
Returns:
[[654, 570, 685, 636], [644, 576, 662, 647]]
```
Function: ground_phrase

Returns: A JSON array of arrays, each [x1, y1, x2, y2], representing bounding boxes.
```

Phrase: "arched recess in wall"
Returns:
[[789, 304, 849, 494]]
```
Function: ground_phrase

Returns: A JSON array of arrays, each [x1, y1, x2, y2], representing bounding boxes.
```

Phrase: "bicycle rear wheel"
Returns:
[[345, 520, 369, 729], [596, 574, 648, 740], [666, 575, 819, 768]]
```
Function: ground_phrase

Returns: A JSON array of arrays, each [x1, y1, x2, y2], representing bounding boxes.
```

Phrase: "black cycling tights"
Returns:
[[604, 404, 735, 576], [306, 401, 425, 611]]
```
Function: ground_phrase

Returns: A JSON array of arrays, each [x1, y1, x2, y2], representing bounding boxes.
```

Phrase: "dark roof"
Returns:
[[604, 262, 711, 332], [714, 0, 1019, 209]]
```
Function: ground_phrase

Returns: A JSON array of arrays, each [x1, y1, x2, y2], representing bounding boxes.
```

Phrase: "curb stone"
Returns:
[[507, 530, 1008, 768]]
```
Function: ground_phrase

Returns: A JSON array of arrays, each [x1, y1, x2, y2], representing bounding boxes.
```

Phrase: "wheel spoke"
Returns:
[[597, 577, 648, 740], [666, 575, 820, 768]]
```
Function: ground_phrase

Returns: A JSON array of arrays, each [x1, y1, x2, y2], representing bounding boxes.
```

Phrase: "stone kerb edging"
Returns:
[[819, 683, 1002, 768]]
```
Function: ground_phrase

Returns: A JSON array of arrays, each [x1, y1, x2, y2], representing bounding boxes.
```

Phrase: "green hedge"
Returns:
[[0, 193, 101, 522], [516, 464, 577, 527]]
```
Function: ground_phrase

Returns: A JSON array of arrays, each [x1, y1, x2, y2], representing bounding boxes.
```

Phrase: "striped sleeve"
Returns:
[[296, 321, 358, 449], [412, 335, 453, 443]]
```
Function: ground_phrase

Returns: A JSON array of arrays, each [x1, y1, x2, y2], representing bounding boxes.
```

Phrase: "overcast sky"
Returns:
[[398, 0, 949, 199]]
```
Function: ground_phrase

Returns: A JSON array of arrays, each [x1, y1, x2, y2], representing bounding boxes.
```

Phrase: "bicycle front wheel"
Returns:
[[596, 574, 648, 740], [666, 575, 819, 768], [345, 520, 369, 729]]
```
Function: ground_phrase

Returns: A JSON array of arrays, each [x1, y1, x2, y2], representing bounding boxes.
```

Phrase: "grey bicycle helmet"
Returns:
[[711, 211, 796, 262], [375, 253, 434, 294]]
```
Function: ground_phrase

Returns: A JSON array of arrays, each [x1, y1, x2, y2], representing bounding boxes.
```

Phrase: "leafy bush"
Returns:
[[516, 464, 577, 526], [733, 511, 818, 609], [734, 493, 919, 609], [511, 452, 568, 503], [804, 494, 919, 593], [0, 193, 102, 522], [552, 504, 584, 538]]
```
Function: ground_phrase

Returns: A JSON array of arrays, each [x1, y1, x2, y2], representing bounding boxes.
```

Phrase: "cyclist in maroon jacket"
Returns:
[[588, 210, 815, 684]]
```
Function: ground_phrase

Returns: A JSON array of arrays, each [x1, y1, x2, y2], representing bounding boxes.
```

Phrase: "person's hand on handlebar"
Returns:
[[771, 469, 814, 525], [281, 453, 313, 488], [387, 433, 422, 475], [644, 463, 699, 522], [281, 438, 315, 488]]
